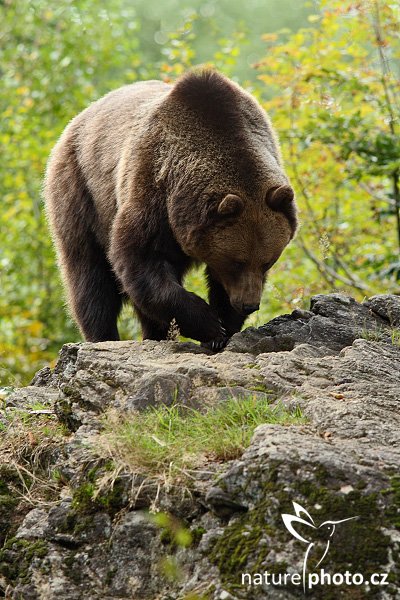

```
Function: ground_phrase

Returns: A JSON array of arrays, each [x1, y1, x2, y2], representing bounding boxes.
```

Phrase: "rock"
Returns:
[[15, 509, 48, 540], [1, 293, 399, 599], [257, 338, 400, 444], [206, 486, 249, 518], [227, 293, 394, 354], [6, 386, 59, 410], [52, 341, 265, 429], [365, 294, 400, 327]]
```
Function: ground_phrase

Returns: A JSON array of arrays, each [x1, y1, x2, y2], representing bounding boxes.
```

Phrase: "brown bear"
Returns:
[[44, 69, 297, 350]]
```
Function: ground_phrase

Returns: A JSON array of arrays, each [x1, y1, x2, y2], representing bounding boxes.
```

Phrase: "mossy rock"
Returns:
[[0, 466, 24, 546], [70, 467, 126, 516], [0, 538, 48, 585], [209, 468, 400, 599]]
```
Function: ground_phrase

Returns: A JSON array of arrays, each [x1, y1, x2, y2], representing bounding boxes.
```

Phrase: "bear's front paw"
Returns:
[[179, 293, 230, 343], [212, 336, 230, 351], [201, 332, 230, 353]]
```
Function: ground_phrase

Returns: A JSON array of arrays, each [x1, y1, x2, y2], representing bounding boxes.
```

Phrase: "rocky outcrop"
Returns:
[[1, 294, 400, 599]]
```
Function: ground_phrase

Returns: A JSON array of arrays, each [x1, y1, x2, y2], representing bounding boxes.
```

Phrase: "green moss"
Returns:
[[57, 510, 77, 534], [64, 552, 76, 570], [0, 538, 48, 585], [209, 464, 400, 598], [72, 514, 94, 535], [60, 386, 81, 401], [105, 565, 117, 585], [0, 479, 18, 511], [46, 503, 94, 541], [209, 496, 280, 588], [55, 397, 82, 431], [383, 475, 400, 528], [246, 383, 272, 393], [71, 482, 96, 513], [295, 486, 390, 585], [0, 468, 23, 546], [191, 526, 206, 546], [62, 550, 84, 584], [71, 476, 125, 516], [96, 480, 125, 513]]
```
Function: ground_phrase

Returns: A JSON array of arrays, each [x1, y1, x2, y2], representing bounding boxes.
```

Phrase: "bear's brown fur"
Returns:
[[44, 69, 297, 348]]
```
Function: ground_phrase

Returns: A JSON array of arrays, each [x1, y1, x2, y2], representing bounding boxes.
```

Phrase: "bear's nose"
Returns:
[[242, 303, 259, 315]]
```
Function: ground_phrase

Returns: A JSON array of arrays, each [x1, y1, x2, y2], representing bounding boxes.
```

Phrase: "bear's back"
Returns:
[[67, 81, 171, 241], [75, 80, 171, 186]]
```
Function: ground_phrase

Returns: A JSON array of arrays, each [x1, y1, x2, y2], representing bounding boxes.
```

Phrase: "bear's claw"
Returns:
[[218, 319, 227, 336], [212, 339, 226, 351], [202, 335, 229, 352]]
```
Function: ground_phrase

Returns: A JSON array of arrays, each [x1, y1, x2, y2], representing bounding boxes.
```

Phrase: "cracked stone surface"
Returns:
[[2, 293, 400, 599]]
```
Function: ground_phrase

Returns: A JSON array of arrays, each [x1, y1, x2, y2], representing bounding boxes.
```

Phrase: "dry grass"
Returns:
[[0, 404, 70, 507]]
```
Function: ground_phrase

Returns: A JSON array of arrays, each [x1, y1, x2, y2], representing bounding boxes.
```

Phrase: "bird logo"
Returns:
[[282, 501, 358, 592]]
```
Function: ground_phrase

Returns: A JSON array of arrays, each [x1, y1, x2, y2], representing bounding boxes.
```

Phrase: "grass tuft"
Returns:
[[0, 404, 70, 509], [94, 396, 306, 483], [391, 328, 400, 347]]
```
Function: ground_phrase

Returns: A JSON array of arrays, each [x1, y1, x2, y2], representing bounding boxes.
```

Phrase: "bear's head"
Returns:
[[171, 184, 297, 316], [162, 68, 298, 316]]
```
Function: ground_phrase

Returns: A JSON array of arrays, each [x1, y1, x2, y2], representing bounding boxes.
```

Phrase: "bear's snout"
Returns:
[[230, 299, 261, 316], [242, 303, 260, 315], [227, 271, 263, 316]]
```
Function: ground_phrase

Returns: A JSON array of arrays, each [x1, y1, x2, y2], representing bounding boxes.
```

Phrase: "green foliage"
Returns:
[[152, 512, 195, 585], [0, 0, 309, 386], [152, 512, 193, 549], [1, 0, 399, 385], [257, 0, 400, 302], [0, 0, 147, 386]]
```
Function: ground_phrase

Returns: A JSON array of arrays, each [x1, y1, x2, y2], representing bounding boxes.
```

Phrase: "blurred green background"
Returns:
[[1, 0, 399, 388]]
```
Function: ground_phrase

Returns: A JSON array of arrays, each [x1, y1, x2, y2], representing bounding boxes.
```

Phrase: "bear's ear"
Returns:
[[217, 194, 244, 217], [266, 184, 298, 237], [266, 185, 295, 211]]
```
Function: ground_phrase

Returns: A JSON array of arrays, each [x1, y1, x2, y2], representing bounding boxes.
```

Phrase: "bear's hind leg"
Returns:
[[45, 132, 123, 342], [67, 242, 123, 342], [54, 225, 123, 342]]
